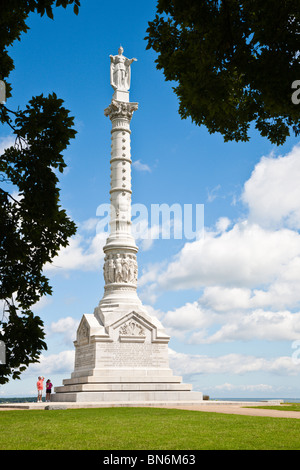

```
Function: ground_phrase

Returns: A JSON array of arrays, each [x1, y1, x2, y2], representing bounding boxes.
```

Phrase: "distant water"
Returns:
[[0, 397, 38, 403], [1, 397, 300, 403], [214, 398, 300, 403]]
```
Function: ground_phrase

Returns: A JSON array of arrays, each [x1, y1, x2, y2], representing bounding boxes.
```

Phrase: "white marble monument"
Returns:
[[52, 48, 203, 403]]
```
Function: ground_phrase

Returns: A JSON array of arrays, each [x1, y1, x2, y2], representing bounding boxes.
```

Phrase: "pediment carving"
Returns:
[[77, 317, 90, 344], [119, 319, 145, 337]]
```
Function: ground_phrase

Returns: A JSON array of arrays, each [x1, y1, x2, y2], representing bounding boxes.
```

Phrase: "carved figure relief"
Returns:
[[119, 320, 145, 336], [115, 254, 123, 283], [103, 254, 138, 285]]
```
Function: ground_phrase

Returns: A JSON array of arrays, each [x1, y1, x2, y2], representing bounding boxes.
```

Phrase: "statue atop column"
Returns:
[[110, 46, 137, 92]]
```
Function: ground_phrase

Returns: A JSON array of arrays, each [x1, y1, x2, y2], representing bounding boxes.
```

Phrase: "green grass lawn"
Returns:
[[0, 407, 300, 450]]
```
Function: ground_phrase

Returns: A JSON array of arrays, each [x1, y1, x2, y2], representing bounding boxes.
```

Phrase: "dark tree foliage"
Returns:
[[0, 1, 79, 384], [146, 0, 300, 144]]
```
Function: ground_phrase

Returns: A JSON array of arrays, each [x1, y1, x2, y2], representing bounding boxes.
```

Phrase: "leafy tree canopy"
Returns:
[[0, 1, 79, 384], [146, 0, 300, 144]]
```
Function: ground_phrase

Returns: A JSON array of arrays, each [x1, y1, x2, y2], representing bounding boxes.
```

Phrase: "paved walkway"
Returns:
[[163, 403, 300, 419], [0, 400, 299, 418]]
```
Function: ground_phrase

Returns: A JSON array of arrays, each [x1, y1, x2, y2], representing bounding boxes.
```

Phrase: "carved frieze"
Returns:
[[103, 253, 138, 285]]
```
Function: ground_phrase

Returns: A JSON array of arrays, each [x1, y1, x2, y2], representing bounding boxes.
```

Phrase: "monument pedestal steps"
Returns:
[[52, 308, 203, 402], [52, 47, 203, 404]]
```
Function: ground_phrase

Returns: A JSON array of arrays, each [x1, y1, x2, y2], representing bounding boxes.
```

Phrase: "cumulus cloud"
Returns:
[[151, 222, 300, 291], [27, 350, 75, 376], [242, 144, 300, 230], [138, 144, 300, 347], [201, 286, 252, 312], [44, 232, 106, 273], [47, 316, 79, 345], [149, 299, 300, 344], [168, 349, 300, 377], [160, 301, 215, 341], [191, 309, 300, 344]]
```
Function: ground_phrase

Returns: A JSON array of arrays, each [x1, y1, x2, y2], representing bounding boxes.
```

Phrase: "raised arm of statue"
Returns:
[[125, 57, 137, 65]]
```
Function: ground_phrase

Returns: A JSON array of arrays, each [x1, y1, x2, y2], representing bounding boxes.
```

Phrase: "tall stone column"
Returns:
[[52, 47, 203, 403], [99, 100, 140, 311]]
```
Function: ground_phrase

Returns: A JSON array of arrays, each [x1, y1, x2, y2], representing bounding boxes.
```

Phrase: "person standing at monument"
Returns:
[[45, 379, 53, 402], [37, 376, 45, 402]]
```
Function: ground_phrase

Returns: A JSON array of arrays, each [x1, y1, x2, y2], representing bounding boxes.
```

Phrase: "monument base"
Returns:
[[52, 367, 203, 403], [51, 393, 204, 403], [52, 306, 203, 403]]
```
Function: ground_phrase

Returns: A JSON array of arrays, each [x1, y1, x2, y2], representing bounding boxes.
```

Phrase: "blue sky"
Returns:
[[1, 0, 300, 399]]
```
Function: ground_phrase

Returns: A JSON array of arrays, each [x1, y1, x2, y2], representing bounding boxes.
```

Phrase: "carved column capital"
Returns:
[[104, 100, 138, 121]]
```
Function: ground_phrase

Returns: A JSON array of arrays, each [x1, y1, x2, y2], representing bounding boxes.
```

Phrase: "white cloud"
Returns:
[[168, 349, 300, 376], [137, 144, 300, 348], [153, 222, 300, 291], [44, 232, 106, 273], [213, 383, 274, 393], [193, 309, 300, 344], [201, 279, 300, 313], [47, 316, 79, 345], [26, 350, 75, 376], [161, 302, 215, 341], [132, 159, 151, 172], [80, 218, 99, 232], [152, 298, 300, 344], [215, 217, 231, 233], [242, 144, 300, 230], [201, 286, 252, 312]]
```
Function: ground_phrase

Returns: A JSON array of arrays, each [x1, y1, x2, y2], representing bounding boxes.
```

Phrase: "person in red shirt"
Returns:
[[37, 376, 45, 403]]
